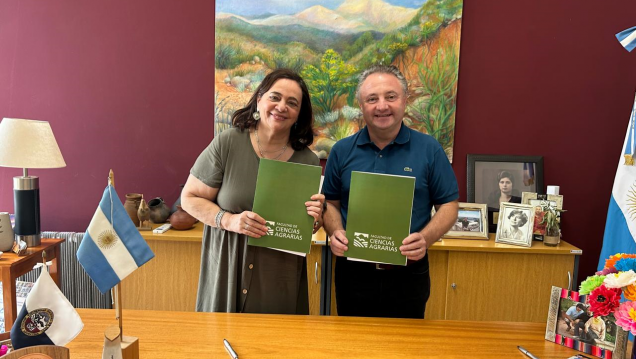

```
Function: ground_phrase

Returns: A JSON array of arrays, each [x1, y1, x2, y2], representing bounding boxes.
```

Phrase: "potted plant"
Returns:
[[540, 204, 564, 246]]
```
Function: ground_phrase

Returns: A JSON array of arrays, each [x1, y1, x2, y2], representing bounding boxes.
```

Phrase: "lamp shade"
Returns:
[[0, 118, 66, 169]]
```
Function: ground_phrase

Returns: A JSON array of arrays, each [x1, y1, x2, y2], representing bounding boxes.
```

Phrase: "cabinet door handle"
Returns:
[[315, 262, 318, 284], [568, 271, 572, 291], [451, 283, 456, 290]]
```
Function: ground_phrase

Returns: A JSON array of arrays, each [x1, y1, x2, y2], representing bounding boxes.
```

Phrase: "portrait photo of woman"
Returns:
[[486, 171, 522, 210]]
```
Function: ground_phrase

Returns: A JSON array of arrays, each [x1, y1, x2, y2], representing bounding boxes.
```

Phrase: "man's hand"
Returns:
[[329, 229, 348, 256], [399, 232, 428, 261]]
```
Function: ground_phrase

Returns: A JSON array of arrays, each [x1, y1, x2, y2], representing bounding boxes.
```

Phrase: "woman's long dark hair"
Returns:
[[232, 68, 314, 150]]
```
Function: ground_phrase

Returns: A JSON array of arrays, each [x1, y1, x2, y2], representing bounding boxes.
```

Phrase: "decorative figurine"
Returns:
[[137, 196, 152, 231]]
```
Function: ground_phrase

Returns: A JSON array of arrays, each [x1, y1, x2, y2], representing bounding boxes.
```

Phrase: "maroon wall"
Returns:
[[0, 0, 215, 232], [453, 0, 636, 281], [0, 0, 635, 283]]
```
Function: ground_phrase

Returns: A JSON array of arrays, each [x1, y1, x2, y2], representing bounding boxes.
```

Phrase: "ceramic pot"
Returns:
[[171, 184, 185, 215], [148, 197, 171, 223], [170, 205, 197, 230], [544, 228, 560, 247], [124, 193, 142, 227], [0, 212, 15, 251]]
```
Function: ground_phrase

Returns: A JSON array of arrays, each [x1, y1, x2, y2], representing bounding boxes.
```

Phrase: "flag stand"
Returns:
[[4, 255, 71, 358], [108, 169, 140, 359]]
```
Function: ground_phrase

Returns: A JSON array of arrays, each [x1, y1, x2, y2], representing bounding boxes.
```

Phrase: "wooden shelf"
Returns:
[[430, 234, 581, 255]]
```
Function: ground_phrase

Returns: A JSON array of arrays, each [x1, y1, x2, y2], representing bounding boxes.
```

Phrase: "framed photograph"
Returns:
[[494, 202, 535, 247], [467, 154, 544, 233], [546, 286, 628, 358], [522, 192, 563, 240], [440, 203, 488, 240], [521, 192, 563, 209]]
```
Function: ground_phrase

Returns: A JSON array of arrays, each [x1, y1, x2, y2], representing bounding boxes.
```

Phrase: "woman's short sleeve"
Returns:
[[190, 132, 228, 188]]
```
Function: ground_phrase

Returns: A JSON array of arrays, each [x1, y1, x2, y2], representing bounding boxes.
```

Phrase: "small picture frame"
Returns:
[[437, 203, 488, 240], [546, 286, 628, 358], [522, 192, 563, 241], [521, 192, 563, 209], [495, 202, 535, 247]]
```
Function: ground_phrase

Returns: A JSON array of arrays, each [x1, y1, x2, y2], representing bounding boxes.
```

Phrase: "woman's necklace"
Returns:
[[255, 128, 288, 160]]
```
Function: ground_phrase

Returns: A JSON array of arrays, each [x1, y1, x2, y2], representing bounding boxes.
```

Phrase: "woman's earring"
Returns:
[[293, 122, 297, 129], [253, 112, 260, 121]]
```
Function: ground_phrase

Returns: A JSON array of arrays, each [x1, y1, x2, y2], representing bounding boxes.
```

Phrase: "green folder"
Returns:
[[345, 171, 415, 265], [248, 158, 322, 255]]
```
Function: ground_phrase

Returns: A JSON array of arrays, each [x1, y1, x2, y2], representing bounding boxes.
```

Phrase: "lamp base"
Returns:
[[16, 234, 41, 247], [13, 175, 41, 248]]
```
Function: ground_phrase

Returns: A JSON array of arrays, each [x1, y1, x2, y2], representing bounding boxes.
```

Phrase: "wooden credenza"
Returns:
[[124, 224, 581, 322], [122, 223, 328, 315], [425, 235, 581, 322]]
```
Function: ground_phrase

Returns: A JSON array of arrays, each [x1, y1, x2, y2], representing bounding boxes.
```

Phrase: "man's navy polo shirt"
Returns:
[[322, 123, 459, 234]]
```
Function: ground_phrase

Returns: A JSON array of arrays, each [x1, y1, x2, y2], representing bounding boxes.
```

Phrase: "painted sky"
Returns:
[[216, 0, 427, 16]]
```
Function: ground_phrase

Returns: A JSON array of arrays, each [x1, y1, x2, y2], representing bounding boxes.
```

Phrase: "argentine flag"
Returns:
[[616, 26, 636, 52], [77, 185, 154, 293], [10, 268, 83, 349], [597, 94, 636, 270]]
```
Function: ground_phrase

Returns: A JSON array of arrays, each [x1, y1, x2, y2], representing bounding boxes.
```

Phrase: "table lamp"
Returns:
[[0, 118, 66, 247]]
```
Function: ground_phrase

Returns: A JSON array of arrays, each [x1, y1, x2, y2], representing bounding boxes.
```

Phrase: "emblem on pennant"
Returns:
[[97, 229, 119, 249], [21, 308, 54, 336], [625, 154, 635, 166]]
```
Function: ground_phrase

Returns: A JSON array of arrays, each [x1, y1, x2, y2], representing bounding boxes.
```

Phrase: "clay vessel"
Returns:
[[170, 205, 197, 230], [148, 197, 171, 223], [0, 212, 15, 251], [124, 193, 142, 227]]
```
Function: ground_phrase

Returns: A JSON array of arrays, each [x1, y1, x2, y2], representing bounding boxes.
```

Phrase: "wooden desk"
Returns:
[[0, 238, 64, 339], [129, 225, 581, 321], [67, 308, 589, 359]]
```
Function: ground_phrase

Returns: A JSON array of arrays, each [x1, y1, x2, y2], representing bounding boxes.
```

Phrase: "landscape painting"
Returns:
[[215, 0, 463, 161]]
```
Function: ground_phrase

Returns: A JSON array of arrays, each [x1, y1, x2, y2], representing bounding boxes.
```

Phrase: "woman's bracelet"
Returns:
[[215, 209, 227, 230]]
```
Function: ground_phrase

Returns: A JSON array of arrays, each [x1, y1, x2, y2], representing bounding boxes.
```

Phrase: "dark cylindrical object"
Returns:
[[13, 176, 41, 247]]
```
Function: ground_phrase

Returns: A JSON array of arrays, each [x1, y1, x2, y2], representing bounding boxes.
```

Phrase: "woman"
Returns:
[[181, 68, 324, 315], [502, 209, 528, 239], [487, 171, 522, 210]]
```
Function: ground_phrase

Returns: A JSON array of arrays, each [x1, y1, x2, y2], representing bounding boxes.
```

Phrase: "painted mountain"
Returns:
[[215, 0, 463, 161]]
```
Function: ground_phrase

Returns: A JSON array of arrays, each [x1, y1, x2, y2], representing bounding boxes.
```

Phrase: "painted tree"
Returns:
[[302, 50, 357, 114]]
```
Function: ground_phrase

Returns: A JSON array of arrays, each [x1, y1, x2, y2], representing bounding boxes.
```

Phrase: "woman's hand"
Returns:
[[224, 211, 268, 238], [305, 194, 325, 233]]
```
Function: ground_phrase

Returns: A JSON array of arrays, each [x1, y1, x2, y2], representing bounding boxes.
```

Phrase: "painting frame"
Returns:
[[494, 202, 535, 247], [546, 286, 628, 359], [437, 202, 488, 240], [214, 0, 464, 161]]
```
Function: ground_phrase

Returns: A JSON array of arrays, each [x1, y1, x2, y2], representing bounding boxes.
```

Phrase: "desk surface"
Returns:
[[67, 309, 588, 359], [141, 223, 581, 254]]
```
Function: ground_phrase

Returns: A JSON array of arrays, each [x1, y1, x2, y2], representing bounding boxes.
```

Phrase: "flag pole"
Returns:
[[108, 169, 124, 339]]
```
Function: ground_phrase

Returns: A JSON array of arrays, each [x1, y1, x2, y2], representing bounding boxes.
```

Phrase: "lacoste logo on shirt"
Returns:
[[404, 167, 413, 172]]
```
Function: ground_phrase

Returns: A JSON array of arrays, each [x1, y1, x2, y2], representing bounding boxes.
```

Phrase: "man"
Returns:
[[564, 303, 586, 332], [580, 316, 606, 343], [573, 305, 592, 337], [322, 65, 459, 319]]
